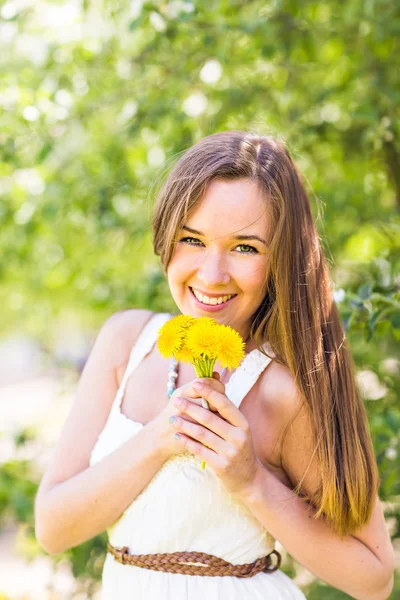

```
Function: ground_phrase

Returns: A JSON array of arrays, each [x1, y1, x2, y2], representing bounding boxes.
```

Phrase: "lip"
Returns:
[[189, 287, 237, 312]]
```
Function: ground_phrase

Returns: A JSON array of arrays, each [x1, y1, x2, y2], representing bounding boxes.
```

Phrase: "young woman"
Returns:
[[35, 131, 395, 599]]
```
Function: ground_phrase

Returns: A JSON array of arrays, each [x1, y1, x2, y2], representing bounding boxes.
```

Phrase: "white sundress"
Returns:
[[90, 312, 307, 599]]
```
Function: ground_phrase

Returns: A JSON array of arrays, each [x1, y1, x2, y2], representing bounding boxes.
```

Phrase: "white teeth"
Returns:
[[191, 288, 234, 305]]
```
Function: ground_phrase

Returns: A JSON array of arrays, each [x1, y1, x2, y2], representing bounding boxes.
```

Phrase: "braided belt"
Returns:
[[107, 541, 281, 577]]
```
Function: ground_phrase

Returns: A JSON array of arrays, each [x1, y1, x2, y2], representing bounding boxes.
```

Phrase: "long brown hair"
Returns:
[[152, 130, 379, 537]]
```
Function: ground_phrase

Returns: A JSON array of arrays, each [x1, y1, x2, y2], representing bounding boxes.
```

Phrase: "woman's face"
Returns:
[[166, 178, 270, 340]]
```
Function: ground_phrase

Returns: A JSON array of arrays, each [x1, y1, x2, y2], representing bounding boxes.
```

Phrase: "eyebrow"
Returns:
[[181, 225, 267, 246]]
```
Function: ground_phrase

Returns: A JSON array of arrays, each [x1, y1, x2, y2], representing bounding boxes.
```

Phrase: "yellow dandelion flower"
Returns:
[[170, 314, 195, 330], [157, 314, 195, 358], [194, 316, 218, 327], [216, 324, 246, 370], [185, 320, 220, 360], [157, 320, 183, 357], [174, 339, 194, 363], [157, 327, 183, 358]]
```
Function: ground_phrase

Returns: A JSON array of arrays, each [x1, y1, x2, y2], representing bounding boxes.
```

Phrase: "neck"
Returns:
[[244, 334, 254, 354]]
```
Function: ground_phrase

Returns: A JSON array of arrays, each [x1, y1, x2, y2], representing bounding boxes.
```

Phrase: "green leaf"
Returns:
[[390, 313, 400, 329], [358, 282, 373, 300]]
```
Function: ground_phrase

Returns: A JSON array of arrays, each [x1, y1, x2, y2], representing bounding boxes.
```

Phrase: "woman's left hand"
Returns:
[[170, 377, 262, 497]]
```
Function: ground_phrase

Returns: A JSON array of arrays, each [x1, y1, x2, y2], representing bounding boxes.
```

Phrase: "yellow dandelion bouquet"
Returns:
[[157, 315, 246, 469]]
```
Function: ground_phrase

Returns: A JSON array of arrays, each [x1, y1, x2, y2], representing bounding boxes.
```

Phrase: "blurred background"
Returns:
[[0, 0, 399, 598]]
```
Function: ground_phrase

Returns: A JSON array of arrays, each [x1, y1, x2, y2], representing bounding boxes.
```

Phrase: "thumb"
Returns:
[[212, 371, 221, 380]]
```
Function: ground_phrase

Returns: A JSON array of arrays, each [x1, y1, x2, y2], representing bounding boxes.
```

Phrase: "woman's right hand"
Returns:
[[151, 372, 226, 460]]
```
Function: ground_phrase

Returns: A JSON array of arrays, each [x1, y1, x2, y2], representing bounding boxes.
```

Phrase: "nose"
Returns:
[[197, 251, 231, 287]]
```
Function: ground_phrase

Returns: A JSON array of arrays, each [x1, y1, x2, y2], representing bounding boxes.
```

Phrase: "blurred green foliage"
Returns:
[[0, 0, 399, 598]]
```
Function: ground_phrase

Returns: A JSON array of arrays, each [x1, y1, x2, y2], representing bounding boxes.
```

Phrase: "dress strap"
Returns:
[[114, 312, 172, 411], [225, 343, 275, 409]]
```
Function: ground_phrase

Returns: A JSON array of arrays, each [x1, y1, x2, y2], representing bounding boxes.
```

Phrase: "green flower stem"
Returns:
[[191, 355, 217, 470]]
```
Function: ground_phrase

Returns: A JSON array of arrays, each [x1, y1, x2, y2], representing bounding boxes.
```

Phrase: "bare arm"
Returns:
[[236, 374, 395, 600], [34, 309, 166, 554], [238, 466, 394, 600], [35, 420, 167, 554]]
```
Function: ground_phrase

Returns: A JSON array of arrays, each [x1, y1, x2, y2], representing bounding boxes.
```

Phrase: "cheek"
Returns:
[[169, 248, 202, 277], [239, 261, 266, 287], [166, 257, 193, 292]]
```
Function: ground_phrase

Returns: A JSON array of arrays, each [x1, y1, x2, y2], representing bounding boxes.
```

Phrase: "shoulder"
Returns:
[[91, 308, 155, 373], [259, 359, 302, 425], [260, 360, 321, 497]]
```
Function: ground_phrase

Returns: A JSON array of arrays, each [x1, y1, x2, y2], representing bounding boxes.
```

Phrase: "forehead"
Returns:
[[185, 178, 269, 236]]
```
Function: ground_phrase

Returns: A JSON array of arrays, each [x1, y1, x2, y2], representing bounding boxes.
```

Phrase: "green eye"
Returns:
[[236, 244, 258, 254], [179, 236, 203, 245]]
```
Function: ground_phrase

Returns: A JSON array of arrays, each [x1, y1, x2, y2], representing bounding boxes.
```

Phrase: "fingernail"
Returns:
[[193, 381, 203, 390], [169, 416, 176, 424], [174, 397, 183, 407], [174, 433, 181, 440]]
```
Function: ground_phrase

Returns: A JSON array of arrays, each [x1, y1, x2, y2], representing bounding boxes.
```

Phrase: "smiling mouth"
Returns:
[[189, 287, 237, 306]]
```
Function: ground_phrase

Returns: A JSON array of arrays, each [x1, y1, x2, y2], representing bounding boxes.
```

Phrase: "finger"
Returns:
[[173, 431, 227, 470], [192, 382, 247, 428], [170, 413, 230, 456], [172, 390, 218, 414], [194, 376, 226, 395], [173, 397, 239, 444], [174, 377, 224, 402], [171, 395, 202, 423], [198, 377, 225, 412], [212, 371, 221, 380]]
